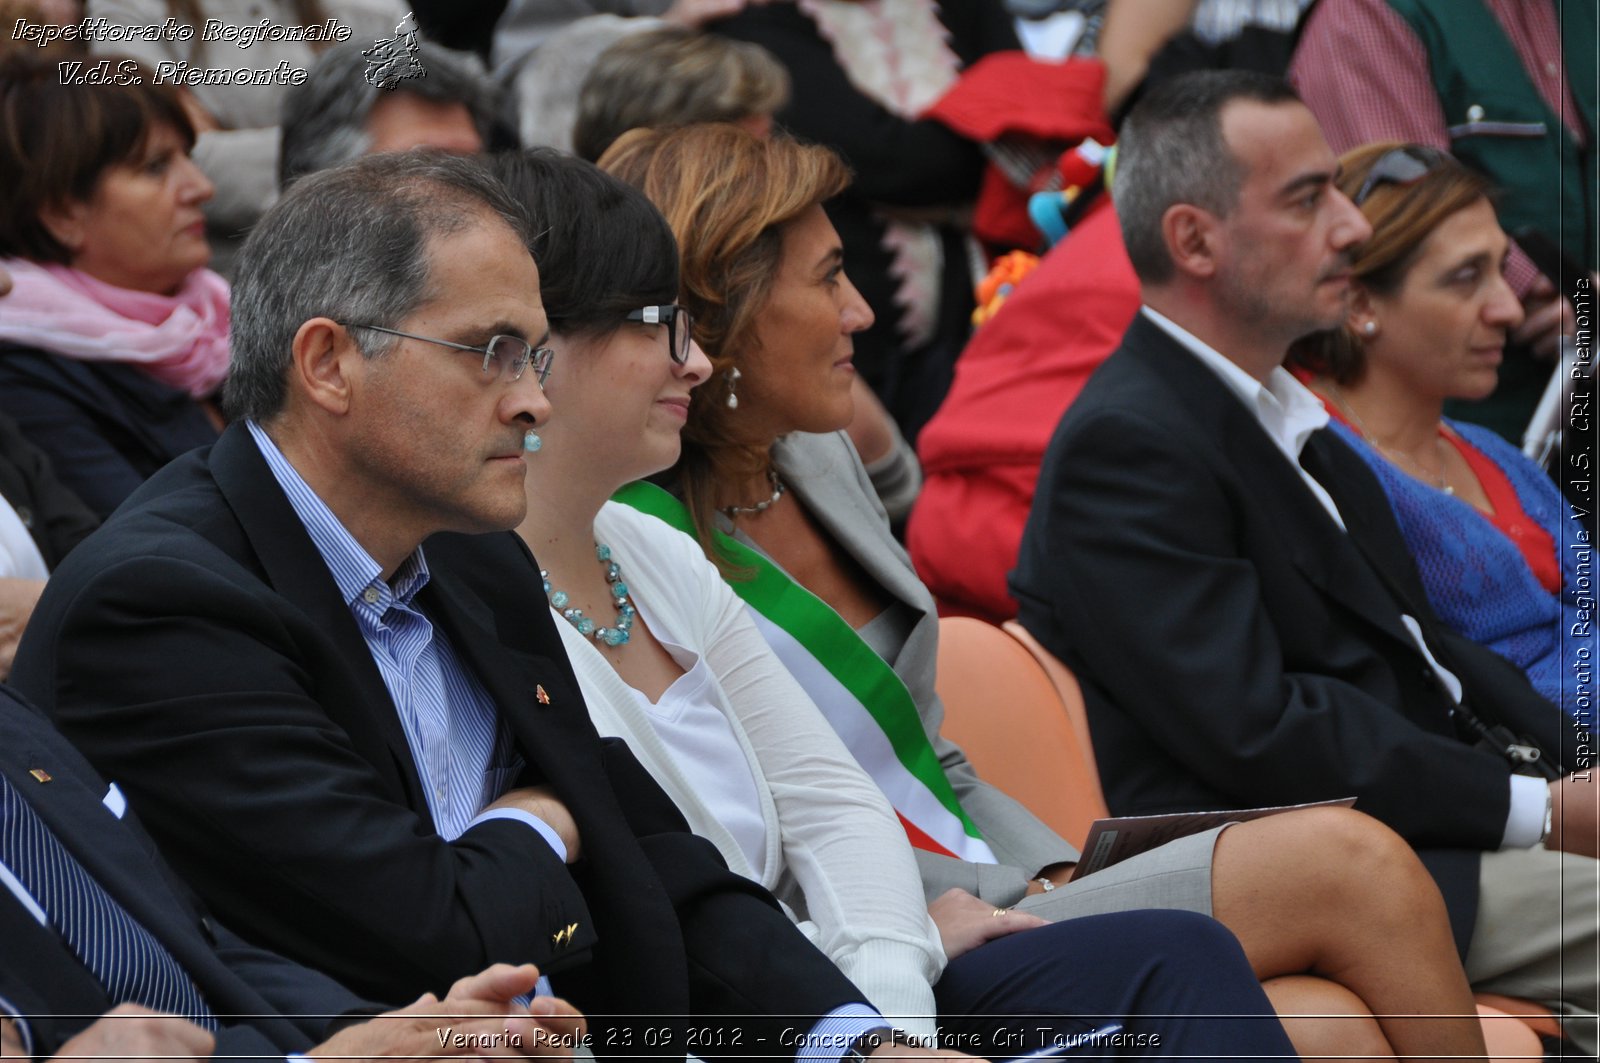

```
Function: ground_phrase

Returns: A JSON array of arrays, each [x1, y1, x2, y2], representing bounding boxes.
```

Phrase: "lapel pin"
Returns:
[[536, 685, 551, 705], [28, 769, 52, 783]]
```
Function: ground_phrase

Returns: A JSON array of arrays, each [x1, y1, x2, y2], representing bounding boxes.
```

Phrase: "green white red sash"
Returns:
[[615, 481, 995, 863]]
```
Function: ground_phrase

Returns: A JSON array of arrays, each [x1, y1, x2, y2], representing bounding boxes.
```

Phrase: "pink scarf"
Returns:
[[0, 259, 231, 399]]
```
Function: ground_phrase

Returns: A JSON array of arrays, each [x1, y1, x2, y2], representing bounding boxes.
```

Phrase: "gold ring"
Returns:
[[991, 908, 1006, 918]]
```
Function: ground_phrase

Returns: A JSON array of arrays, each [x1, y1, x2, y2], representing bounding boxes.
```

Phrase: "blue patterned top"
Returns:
[[1327, 417, 1595, 720]]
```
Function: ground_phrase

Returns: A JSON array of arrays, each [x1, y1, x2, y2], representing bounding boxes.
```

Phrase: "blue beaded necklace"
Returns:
[[542, 544, 636, 648]]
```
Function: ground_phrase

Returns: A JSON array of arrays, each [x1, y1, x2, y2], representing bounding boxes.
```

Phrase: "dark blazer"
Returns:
[[1011, 314, 1570, 936], [0, 414, 97, 571], [0, 686, 367, 1060], [11, 424, 863, 1059], [0, 343, 219, 519]]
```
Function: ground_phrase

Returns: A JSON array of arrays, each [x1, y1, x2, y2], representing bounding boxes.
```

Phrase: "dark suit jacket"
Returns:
[[0, 414, 98, 571], [12, 423, 864, 1059], [1011, 314, 1570, 938], [0, 686, 366, 1060], [0, 343, 219, 520]]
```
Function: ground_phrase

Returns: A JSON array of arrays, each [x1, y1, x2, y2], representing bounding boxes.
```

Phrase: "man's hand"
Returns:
[[49, 1005, 214, 1063], [2, 1017, 25, 1058], [310, 965, 587, 1062], [1547, 774, 1599, 859], [927, 888, 1047, 962], [1512, 274, 1574, 359], [0, 578, 46, 682], [442, 963, 587, 1053], [866, 1045, 985, 1061], [482, 786, 580, 862]]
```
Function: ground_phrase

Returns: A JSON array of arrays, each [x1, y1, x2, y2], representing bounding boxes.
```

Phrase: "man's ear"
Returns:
[[289, 318, 363, 416], [1161, 203, 1221, 281], [38, 199, 89, 256]]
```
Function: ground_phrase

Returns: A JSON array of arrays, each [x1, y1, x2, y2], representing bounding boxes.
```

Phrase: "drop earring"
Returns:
[[725, 366, 742, 409], [523, 430, 543, 453]]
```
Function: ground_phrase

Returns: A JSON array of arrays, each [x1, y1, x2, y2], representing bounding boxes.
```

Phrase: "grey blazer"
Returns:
[[758, 430, 1079, 907]]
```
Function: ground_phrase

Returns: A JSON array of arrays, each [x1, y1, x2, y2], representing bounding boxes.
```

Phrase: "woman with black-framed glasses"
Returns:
[[1290, 141, 1593, 721]]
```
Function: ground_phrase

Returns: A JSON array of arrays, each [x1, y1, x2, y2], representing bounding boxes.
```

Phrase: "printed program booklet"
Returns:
[[1069, 797, 1358, 880]]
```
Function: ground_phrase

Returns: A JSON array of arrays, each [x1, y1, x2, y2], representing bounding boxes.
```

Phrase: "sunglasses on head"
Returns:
[[1352, 146, 1446, 206]]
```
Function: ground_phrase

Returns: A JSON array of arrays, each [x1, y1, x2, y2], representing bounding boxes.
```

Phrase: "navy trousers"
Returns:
[[933, 910, 1300, 1059]]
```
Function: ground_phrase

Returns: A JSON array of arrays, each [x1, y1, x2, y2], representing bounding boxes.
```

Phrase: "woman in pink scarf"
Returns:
[[0, 56, 227, 516]]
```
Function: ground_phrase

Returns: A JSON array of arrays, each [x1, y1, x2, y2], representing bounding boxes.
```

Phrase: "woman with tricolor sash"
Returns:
[[597, 123, 1496, 1061], [493, 146, 1304, 1059]]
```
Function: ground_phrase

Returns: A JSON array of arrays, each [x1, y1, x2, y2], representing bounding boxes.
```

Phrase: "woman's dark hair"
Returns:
[[0, 53, 194, 263], [487, 148, 680, 340], [1288, 141, 1495, 384]]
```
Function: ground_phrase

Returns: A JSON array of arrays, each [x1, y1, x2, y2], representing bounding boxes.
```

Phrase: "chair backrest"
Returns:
[[1001, 619, 1106, 801], [934, 617, 1109, 848]]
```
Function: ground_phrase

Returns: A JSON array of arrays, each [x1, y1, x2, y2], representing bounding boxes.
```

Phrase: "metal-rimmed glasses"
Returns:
[[344, 323, 554, 387], [625, 304, 694, 365], [1352, 145, 1445, 206]]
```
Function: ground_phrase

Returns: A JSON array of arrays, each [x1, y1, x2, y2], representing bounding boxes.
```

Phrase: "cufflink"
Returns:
[[551, 922, 578, 949]]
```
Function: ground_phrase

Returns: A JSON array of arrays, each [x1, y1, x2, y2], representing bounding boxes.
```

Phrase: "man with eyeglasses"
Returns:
[[1012, 71, 1597, 1051], [11, 152, 968, 1063]]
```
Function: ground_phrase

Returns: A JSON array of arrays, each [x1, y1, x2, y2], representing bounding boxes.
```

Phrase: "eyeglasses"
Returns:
[[344, 324, 554, 387], [1352, 146, 1444, 206], [625, 304, 694, 365]]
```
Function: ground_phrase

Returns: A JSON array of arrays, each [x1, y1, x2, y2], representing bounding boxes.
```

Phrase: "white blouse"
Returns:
[[623, 631, 768, 875], [553, 502, 945, 1040]]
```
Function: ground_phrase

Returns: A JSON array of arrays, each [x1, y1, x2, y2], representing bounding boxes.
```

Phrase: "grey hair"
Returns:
[[1112, 70, 1301, 284], [224, 151, 534, 423], [278, 40, 508, 187], [571, 26, 789, 163]]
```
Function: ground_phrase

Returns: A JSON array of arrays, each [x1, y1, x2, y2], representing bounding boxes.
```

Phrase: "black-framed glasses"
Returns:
[[1352, 146, 1444, 206], [625, 304, 694, 365], [344, 324, 553, 387]]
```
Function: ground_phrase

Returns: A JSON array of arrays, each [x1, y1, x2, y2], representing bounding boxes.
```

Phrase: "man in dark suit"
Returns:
[[1012, 71, 1597, 1050], [0, 682, 585, 1063], [11, 152, 952, 1062]]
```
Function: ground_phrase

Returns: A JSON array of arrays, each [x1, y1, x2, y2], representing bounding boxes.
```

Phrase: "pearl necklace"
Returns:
[[1327, 382, 1454, 496], [722, 470, 786, 517], [543, 543, 636, 648]]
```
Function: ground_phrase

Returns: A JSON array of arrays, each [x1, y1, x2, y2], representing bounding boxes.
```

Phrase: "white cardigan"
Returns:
[[553, 502, 944, 1039]]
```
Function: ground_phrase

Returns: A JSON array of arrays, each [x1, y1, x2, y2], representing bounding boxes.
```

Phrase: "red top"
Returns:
[[1443, 426, 1561, 592]]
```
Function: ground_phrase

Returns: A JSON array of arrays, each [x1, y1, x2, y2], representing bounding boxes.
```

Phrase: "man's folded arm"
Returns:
[[19, 555, 590, 1004]]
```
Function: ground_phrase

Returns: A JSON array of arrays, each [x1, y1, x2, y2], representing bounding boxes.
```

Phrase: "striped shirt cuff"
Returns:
[[470, 807, 567, 863], [797, 1006, 888, 1063]]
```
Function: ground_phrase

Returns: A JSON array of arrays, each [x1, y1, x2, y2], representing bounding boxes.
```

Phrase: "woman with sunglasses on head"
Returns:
[[1289, 143, 1594, 720], [599, 122, 1500, 1062], [494, 146, 1305, 1061]]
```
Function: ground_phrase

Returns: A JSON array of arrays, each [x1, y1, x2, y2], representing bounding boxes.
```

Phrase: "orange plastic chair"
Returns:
[[933, 616, 1108, 849], [992, 617, 1568, 1050]]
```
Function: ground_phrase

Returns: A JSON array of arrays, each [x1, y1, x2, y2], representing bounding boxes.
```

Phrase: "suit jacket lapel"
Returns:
[[207, 425, 430, 816], [775, 434, 929, 617], [0, 713, 301, 1042], [1126, 322, 1425, 655]]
